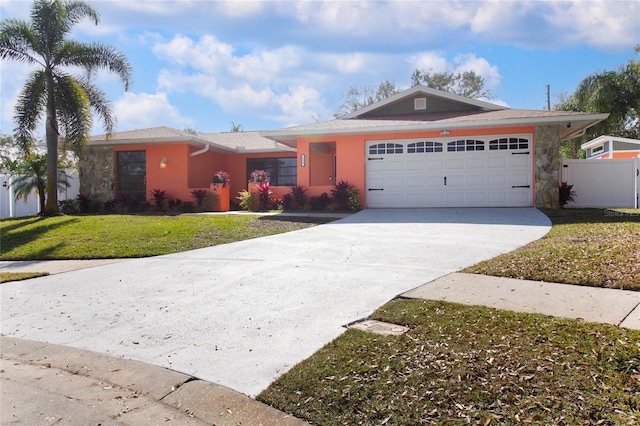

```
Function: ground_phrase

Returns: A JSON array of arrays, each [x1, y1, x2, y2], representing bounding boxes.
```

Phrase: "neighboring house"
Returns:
[[581, 135, 640, 160], [83, 86, 608, 209]]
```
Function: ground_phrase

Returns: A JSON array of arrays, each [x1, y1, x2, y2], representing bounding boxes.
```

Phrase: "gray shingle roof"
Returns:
[[90, 127, 293, 153]]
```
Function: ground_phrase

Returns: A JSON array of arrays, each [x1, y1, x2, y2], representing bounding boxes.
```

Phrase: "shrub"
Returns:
[[309, 192, 331, 211], [58, 199, 79, 214], [237, 190, 258, 211], [282, 193, 293, 210], [559, 182, 576, 207], [347, 187, 361, 211], [283, 184, 307, 211], [181, 201, 195, 213], [77, 193, 91, 213], [150, 189, 168, 211], [330, 180, 354, 211], [168, 198, 183, 212], [191, 189, 209, 211], [257, 181, 271, 210]]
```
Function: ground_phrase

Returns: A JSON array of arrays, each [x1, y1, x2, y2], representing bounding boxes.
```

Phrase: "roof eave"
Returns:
[[89, 136, 237, 154], [262, 113, 610, 145]]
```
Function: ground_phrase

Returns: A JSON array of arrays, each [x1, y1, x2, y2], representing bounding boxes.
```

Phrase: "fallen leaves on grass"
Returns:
[[259, 300, 640, 425], [465, 209, 640, 291]]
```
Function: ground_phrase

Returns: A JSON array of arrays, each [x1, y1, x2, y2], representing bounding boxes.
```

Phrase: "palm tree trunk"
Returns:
[[44, 74, 60, 216]]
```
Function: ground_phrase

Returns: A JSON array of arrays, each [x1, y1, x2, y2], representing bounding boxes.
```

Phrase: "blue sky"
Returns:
[[1, 0, 638, 136]]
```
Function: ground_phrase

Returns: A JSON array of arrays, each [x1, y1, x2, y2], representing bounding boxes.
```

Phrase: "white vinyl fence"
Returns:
[[0, 169, 79, 218], [560, 157, 639, 208]]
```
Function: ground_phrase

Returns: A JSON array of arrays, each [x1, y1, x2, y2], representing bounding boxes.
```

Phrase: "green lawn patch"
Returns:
[[259, 299, 640, 425], [0, 272, 49, 283], [464, 208, 640, 291], [0, 214, 330, 260]]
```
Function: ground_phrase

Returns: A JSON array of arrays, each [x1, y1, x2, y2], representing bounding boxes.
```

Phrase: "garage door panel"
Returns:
[[426, 159, 444, 169], [466, 174, 487, 187], [488, 157, 508, 168], [510, 155, 530, 167], [406, 159, 425, 171], [446, 158, 465, 169], [386, 161, 405, 172], [366, 136, 532, 208], [467, 158, 485, 169]]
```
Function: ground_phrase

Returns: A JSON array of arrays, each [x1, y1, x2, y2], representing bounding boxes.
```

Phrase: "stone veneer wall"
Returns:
[[534, 125, 560, 209], [79, 146, 115, 202]]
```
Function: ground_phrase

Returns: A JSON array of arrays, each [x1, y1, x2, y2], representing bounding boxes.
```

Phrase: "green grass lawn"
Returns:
[[0, 272, 49, 283], [259, 299, 640, 425], [465, 208, 640, 291], [0, 214, 329, 260]]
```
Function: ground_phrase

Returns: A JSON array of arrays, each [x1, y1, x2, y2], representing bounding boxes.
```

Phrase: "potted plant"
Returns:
[[249, 169, 268, 183], [213, 170, 231, 187]]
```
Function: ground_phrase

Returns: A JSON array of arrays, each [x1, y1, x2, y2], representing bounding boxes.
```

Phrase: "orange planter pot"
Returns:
[[210, 183, 230, 212]]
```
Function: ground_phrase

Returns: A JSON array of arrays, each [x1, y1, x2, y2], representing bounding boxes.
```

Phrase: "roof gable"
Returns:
[[341, 85, 506, 119]]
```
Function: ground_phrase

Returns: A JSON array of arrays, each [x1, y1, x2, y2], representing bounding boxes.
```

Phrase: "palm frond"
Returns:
[[0, 19, 41, 65], [55, 74, 92, 153], [58, 41, 132, 90], [76, 77, 116, 135], [14, 70, 47, 150]]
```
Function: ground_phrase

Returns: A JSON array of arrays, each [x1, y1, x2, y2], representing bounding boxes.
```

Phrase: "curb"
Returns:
[[0, 336, 309, 426]]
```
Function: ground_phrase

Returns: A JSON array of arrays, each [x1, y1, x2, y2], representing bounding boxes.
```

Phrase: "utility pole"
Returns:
[[546, 84, 551, 110]]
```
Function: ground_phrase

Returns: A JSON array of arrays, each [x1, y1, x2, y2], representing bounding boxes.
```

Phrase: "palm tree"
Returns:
[[10, 153, 70, 214], [0, 0, 131, 215]]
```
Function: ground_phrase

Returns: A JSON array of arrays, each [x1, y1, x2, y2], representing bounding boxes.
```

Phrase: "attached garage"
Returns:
[[366, 135, 533, 208], [262, 85, 609, 209]]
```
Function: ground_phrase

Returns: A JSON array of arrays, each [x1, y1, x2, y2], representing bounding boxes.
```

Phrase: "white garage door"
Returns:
[[366, 135, 533, 208]]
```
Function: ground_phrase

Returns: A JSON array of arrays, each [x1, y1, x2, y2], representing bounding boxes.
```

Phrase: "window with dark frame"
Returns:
[[116, 151, 146, 202], [246, 157, 297, 186]]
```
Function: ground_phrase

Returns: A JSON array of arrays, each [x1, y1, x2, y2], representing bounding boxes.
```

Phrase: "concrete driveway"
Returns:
[[0, 208, 550, 396]]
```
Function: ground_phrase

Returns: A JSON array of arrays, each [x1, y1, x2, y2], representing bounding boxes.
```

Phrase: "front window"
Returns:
[[246, 157, 296, 186], [116, 151, 146, 202]]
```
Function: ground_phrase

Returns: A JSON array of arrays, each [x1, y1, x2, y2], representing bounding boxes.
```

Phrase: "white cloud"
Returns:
[[112, 92, 194, 130], [151, 34, 332, 125], [453, 54, 502, 88], [408, 52, 450, 74], [407, 52, 502, 89], [545, 1, 639, 49]]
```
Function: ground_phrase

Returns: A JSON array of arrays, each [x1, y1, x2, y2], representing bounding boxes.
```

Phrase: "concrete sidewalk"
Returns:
[[0, 336, 308, 426], [403, 272, 640, 330]]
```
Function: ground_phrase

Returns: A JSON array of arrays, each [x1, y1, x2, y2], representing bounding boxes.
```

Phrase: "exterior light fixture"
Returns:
[[301, 154, 306, 167], [440, 130, 451, 136], [160, 157, 167, 168]]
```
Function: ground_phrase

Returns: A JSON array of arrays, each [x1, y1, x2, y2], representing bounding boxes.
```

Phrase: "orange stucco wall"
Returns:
[[114, 143, 229, 203], [589, 151, 640, 160], [612, 151, 640, 159], [298, 126, 536, 207]]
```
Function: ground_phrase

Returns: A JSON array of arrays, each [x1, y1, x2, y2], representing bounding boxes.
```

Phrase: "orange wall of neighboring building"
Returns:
[[612, 151, 640, 159], [299, 126, 536, 208]]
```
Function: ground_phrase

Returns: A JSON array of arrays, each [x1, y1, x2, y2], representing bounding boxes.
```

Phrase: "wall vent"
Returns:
[[414, 97, 427, 110]]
